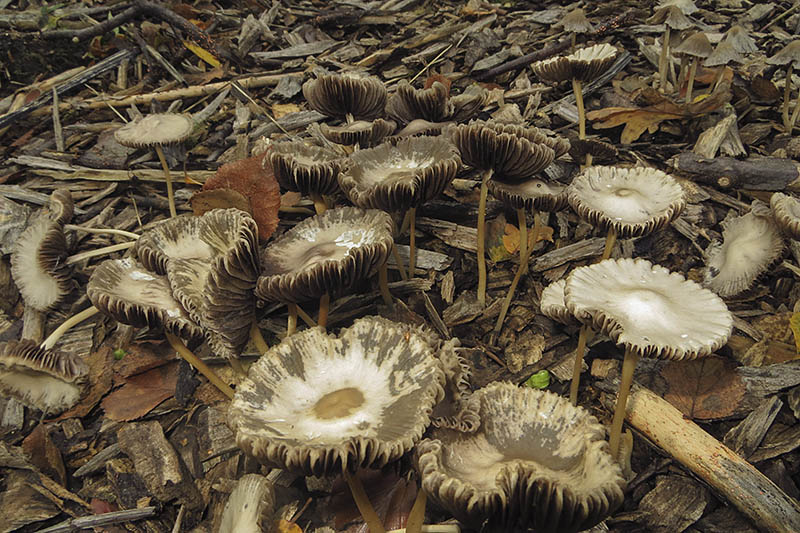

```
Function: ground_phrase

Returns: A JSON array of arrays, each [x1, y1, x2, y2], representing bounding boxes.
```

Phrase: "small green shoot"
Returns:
[[112, 348, 127, 361], [525, 370, 550, 389]]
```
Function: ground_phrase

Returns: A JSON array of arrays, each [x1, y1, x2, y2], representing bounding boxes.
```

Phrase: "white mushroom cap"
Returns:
[[532, 43, 619, 84], [540, 279, 577, 325], [771, 192, 800, 240], [218, 474, 274, 533], [565, 258, 733, 360], [114, 113, 193, 148]]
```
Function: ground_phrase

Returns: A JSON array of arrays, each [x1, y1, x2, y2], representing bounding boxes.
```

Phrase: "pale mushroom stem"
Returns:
[[379, 262, 394, 307], [406, 488, 427, 533], [250, 321, 269, 355], [63, 225, 141, 240], [343, 470, 387, 533], [310, 192, 327, 215], [287, 303, 298, 336], [572, 78, 586, 141], [391, 243, 408, 280], [569, 324, 590, 406], [165, 332, 234, 400], [477, 168, 493, 307], [492, 208, 534, 340], [789, 88, 800, 131], [65, 241, 136, 265], [601, 227, 618, 260], [41, 305, 100, 350], [658, 27, 672, 91], [229, 358, 246, 377], [318, 293, 330, 329], [153, 145, 178, 218], [785, 65, 794, 131], [685, 57, 699, 105], [408, 207, 417, 278], [609, 347, 640, 459]]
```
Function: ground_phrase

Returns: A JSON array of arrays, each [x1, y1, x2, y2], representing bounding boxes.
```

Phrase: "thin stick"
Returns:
[[609, 347, 639, 459], [65, 241, 136, 265], [408, 207, 417, 278], [153, 145, 177, 218], [229, 357, 246, 377], [343, 470, 387, 533], [310, 192, 327, 215], [391, 243, 408, 280], [41, 306, 100, 350], [406, 488, 427, 533], [296, 304, 316, 328], [569, 324, 589, 405], [165, 332, 234, 400], [318, 293, 330, 329], [572, 78, 586, 139], [601, 227, 617, 261], [379, 263, 394, 307], [250, 321, 269, 355], [64, 224, 140, 239], [477, 169, 492, 306], [492, 208, 531, 339], [400, 210, 411, 235], [287, 303, 298, 336]]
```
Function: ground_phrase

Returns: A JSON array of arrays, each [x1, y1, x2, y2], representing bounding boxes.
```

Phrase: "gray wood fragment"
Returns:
[[638, 475, 710, 533], [723, 395, 783, 459], [530, 237, 605, 272]]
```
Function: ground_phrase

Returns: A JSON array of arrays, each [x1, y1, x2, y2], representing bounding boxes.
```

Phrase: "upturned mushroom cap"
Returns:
[[567, 166, 686, 237], [724, 25, 758, 55], [449, 121, 557, 181], [387, 80, 451, 124], [218, 474, 275, 533], [302, 72, 387, 120], [449, 84, 489, 122], [10, 189, 74, 311], [256, 207, 394, 303], [114, 113, 193, 148], [565, 258, 733, 360], [319, 118, 396, 148], [0, 339, 88, 414], [431, 338, 479, 432], [568, 138, 618, 163], [229, 317, 445, 476], [338, 136, 461, 212], [268, 141, 346, 197], [417, 381, 625, 532], [703, 206, 784, 298], [704, 40, 745, 67], [558, 8, 593, 34], [771, 192, 800, 239], [674, 32, 714, 59], [540, 279, 577, 325], [488, 178, 568, 212], [767, 40, 800, 67], [532, 43, 619, 84]]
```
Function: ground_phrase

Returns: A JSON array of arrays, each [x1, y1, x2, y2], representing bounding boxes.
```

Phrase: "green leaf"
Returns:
[[525, 370, 550, 389]]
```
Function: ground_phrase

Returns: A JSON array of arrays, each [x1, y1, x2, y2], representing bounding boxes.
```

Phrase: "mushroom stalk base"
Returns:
[[165, 332, 234, 400], [492, 208, 533, 340], [287, 303, 298, 336], [601, 227, 617, 261], [379, 263, 393, 307], [609, 347, 639, 459], [477, 169, 492, 307], [343, 470, 387, 533], [42, 305, 100, 350], [311, 192, 327, 215], [408, 207, 417, 278], [229, 357, 246, 378], [569, 323, 590, 406], [154, 145, 178, 218], [318, 293, 330, 329], [250, 321, 269, 355]]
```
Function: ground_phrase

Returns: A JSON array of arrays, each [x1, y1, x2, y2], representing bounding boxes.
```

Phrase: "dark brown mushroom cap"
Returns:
[[449, 121, 556, 182], [567, 166, 686, 237], [256, 207, 394, 303], [771, 192, 800, 239], [0, 339, 89, 414], [268, 141, 346, 197], [386, 80, 451, 124], [674, 32, 714, 59], [767, 40, 800, 67], [389, 119, 454, 141], [417, 381, 625, 532], [704, 41, 745, 67], [338, 136, 461, 212], [87, 257, 204, 342], [229, 316, 445, 476], [302, 73, 387, 120], [565, 258, 733, 360], [319, 118, 396, 148], [532, 43, 619, 83], [114, 113, 193, 148], [648, 5, 694, 30], [568, 138, 618, 163], [489, 122, 571, 159], [488, 178, 568, 212], [723, 25, 758, 55]]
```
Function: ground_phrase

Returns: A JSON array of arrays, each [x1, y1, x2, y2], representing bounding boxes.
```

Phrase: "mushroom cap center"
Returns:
[[313, 387, 366, 419]]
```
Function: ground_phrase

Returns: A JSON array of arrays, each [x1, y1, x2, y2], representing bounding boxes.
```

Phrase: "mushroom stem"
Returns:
[[569, 323, 590, 406], [477, 168, 493, 307], [391, 243, 408, 280], [65, 241, 136, 265], [379, 262, 394, 307], [685, 57, 699, 104], [789, 87, 800, 131], [609, 346, 640, 460], [287, 303, 298, 336], [165, 332, 234, 400], [601, 227, 617, 261], [318, 293, 330, 329], [250, 321, 269, 355], [658, 27, 671, 92], [408, 207, 417, 278], [41, 305, 100, 350], [572, 78, 586, 140], [406, 488, 427, 533], [492, 208, 532, 340], [229, 358, 246, 377], [785, 65, 794, 131], [64, 225, 141, 240], [343, 470, 387, 533], [310, 192, 327, 215], [153, 144, 178, 218]]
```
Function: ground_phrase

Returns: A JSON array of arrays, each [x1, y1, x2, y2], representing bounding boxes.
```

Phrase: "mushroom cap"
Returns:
[[565, 258, 733, 360], [540, 279, 577, 325], [723, 25, 758, 55], [449, 84, 489, 122], [114, 113, 193, 148], [392, 118, 453, 140], [704, 40, 745, 67], [771, 192, 800, 239], [703, 207, 784, 298], [386, 80, 451, 124], [218, 474, 275, 533], [268, 141, 346, 197], [0, 339, 88, 415], [338, 136, 461, 212], [656, 0, 698, 15], [568, 138, 618, 163], [767, 40, 800, 67], [319, 118, 396, 148], [256, 207, 394, 303], [558, 8, 593, 34], [10, 189, 74, 311], [567, 166, 685, 237], [302, 72, 387, 120], [648, 6, 694, 30], [674, 32, 714, 59], [449, 121, 557, 181], [488, 178, 568, 212], [229, 317, 445, 476], [431, 339, 480, 432], [532, 43, 619, 83], [417, 381, 625, 532]]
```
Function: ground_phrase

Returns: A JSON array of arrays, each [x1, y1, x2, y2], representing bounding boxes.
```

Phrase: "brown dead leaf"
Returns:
[[111, 341, 177, 380], [102, 362, 179, 422], [272, 103, 301, 118], [486, 215, 512, 262], [22, 425, 66, 486], [660, 355, 745, 420], [55, 345, 114, 420], [502, 222, 554, 253], [191, 188, 251, 217], [276, 520, 303, 533]]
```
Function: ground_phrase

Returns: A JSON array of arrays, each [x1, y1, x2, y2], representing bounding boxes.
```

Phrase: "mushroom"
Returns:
[[564, 258, 733, 458], [302, 72, 387, 122], [114, 113, 193, 218], [673, 31, 713, 104], [704, 40, 745, 92], [430, 338, 480, 432], [723, 25, 758, 55], [416, 381, 625, 532], [648, 5, 694, 91], [268, 140, 347, 214], [387, 80, 451, 124], [767, 40, 800, 132], [558, 8, 593, 50], [218, 474, 275, 533], [568, 138, 618, 165], [338, 136, 461, 276], [319, 118, 396, 149], [229, 316, 445, 533], [771, 192, 800, 240]]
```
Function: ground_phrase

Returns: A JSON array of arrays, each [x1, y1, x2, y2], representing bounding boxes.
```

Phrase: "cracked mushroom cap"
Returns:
[[488, 178, 568, 212], [703, 206, 784, 298], [565, 258, 733, 360], [114, 113, 193, 148], [532, 43, 619, 84], [567, 166, 685, 237], [449, 121, 557, 181], [268, 141, 346, 197], [387, 80, 451, 124], [338, 136, 461, 212], [0, 339, 88, 415], [771, 192, 800, 239], [319, 118, 396, 148], [302, 72, 387, 120], [417, 381, 625, 532], [218, 474, 275, 533], [540, 279, 578, 326], [256, 207, 394, 303], [10, 189, 74, 311], [229, 317, 445, 476]]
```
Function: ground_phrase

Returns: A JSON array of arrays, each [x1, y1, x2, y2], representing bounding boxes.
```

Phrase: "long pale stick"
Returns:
[[250, 321, 269, 355], [165, 332, 234, 399], [286, 303, 298, 336], [406, 488, 427, 533], [343, 470, 387, 533], [476, 169, 492, 306], [609, 347, 639, 459], [658, 27, 671, 91], [64, 225, 140, 240], [153, 145, 177, 218], [492, 208, 533, 340], [572, 78, 586, 140], [785, 65, 794, 131], [42, 306, 100, 350], [66, 241, 136, 265]]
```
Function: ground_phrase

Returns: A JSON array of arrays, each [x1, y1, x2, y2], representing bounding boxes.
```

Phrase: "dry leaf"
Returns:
[[276, 520, 303, 533], [789, 313, 800, 355], [272, 103, 301, 118], [182, 40, 220, 68], [102, 362, 179, 422], [22, 425, 65, 486], [486, 216, 512, 262], [502, 222, 554, 253], [660, 355, 745, 420], [191, 188, 251, 217]]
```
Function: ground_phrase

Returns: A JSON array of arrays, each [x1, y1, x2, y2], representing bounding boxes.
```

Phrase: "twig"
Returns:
[[475, 38, 570, 81], [36, 506, 157, 532]]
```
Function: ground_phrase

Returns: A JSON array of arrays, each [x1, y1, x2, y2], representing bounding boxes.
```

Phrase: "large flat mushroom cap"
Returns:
[[268, 141, 346, 197], [771, 192, 800, 240], [338, 136, 461, 212], [417, 381, 625, 532], [540, 279, 577, 325], [302, 73, 387, 120], [488, 178, 567, 212], [567, 166, 685, 237], [114, 113, 193, 148], [532, 43, 618, 83], [565, 258, 733, 360], [256, 207, 394, 302], [229, 317, 445, 476], [0, 339, 88, 415]]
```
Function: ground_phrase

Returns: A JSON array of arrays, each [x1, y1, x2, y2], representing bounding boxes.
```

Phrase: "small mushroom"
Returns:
[[268, 141, 347, 214], [302, 72, 387, 121], [648, 5, 694, 91], [558, 8, 593, 50], [218, 474, 275, 533], [771, 192, 800, 240], [319, 118, 396, 149], [387, 80, 451, 124], [568, 137, 619, 164], [704, 40, 745, 91], [767, 40, 800, 131], [674, 31, 713, 104], [723, 25, 758, 55], [656, 0, 698, 15]]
